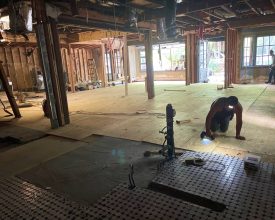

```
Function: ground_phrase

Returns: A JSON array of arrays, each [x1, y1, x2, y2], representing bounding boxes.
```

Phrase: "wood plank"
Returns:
[[144, 30, 155, 99], [100, 44, 107, 87], [5, 47, 18, 90], [69, 46, 76, 92], [78, 48, 85, 82], [18, 47, 29, 90], [0, 62, 21, 118], [11, 47, 24, 90], [74, 49, 80, 82], [82, 49, 88, 82], [123, 35, 128, 96]]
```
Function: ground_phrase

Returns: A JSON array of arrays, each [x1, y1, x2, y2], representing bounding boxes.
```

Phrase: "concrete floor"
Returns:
[[1, 81, 275, 206], [18, 135, 164, 204]]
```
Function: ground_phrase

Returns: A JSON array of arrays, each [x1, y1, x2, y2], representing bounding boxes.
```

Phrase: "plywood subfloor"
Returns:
[[1, 82, 275, 158]]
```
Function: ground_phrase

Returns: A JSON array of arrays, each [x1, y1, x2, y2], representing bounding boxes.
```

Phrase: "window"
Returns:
[[243, 37, 253, 67], [139, 43, 185, 72], [140, 51, 146, 71], [199, 40, 207, 69], [256, 35, 275, 66], [105, 52, 112, 82]]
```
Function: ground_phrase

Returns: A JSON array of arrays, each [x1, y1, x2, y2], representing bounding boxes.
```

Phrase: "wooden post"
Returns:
[[36, 23, 59, 128], [101, 44, 107, 87], [186, 35, 191, 85], [123, 35, 128, 96], [68, 45, 76, 92], [44, 22, 64, 126], [186, 33, 198, 85], [49, 18, 70, 125], [18, 47, 28, 90], [0, 61, 21, 118], [10, 47, 19, 91], [32, 0, 71, 128], [144, 30, 155, 99], [32, 0, 62, 128]]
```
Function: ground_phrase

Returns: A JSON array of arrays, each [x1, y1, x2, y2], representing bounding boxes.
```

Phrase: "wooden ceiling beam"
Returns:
[[146, 0, 232, 19], [203, 10, 225, 21], [183, 14, 210, 24], [228, 13, 275, 28], [77, 0, 126, 18], [243, 0, 260, 15], [177, 0, 232, 14], [58, 15, 150, 33], [144, 0, 166, 6]]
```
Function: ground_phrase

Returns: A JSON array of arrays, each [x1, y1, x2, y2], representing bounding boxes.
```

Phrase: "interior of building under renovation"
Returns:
[[0, 0, 275, 219]]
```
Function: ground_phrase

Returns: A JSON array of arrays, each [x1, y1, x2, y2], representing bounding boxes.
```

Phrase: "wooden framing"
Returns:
[[144, 30, 155, 99], [186, 33, 198, 85], [225, 28, 239, 88]]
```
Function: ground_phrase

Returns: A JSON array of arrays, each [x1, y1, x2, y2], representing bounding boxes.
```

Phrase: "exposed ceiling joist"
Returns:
[[146, 0, 232, 19], [177, 0, 233, 14], [270, 0, 275, 9], [203, 10, 225, 21], [243, 0, 260, 15], [228, 12, 275, 27], [184, 14, 210, 24], [58, 15, 149, 33], [220, 5, 238, 17], [143, 0, 166, 6]]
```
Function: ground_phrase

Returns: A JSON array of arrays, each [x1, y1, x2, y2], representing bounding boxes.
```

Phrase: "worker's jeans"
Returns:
[[267, 68, 275, 83], [211, 116, 231, 133]]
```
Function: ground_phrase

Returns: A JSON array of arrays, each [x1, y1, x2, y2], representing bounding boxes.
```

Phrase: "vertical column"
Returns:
[[0, 62, 21, 118], [100, 44, 107, 87], [144, 30, 155, 99], [123, 35, 128, 96], [31, 0, 70, 128], [68, 45, 75, 92], [36, 23, 59, 128], [49, 18, 70, 124], [186, 34, 191, 85], [186, 33, 198, 85], [225, 28, 238, 88]]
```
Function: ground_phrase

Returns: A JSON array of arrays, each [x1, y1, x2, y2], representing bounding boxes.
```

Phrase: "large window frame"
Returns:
[[242, 34, 275, 67], [138, 43, 185, 72], [242, 37, 253, 67]]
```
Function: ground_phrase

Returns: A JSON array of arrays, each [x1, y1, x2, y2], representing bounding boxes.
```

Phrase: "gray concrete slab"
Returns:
[[18, 135, 164, 204], [0, 135, 86, 177]]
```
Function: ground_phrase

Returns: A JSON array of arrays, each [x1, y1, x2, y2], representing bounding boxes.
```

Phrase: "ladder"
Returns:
[[87, 58, 101, 88]]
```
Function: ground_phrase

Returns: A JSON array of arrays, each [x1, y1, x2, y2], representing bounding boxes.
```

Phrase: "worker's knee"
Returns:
[[220, 122, 229, 132], [220, 126, 228, 132]]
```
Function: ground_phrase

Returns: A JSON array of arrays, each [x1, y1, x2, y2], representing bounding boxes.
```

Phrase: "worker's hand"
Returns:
[[206, 131, 215, 140], [235, 135, 246, 140], [206, 130, 212, 138]]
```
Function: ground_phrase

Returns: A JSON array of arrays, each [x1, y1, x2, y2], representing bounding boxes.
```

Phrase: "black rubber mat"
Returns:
[[0, 177, 98, 219], [150, 151, 275, 219]]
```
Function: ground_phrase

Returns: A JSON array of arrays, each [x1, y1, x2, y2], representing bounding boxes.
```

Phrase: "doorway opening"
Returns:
[[198, 40, 225, 84]]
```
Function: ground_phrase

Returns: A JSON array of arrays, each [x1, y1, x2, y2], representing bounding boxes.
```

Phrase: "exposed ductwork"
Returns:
[[126, 8, 138, 28], [8, 1, 32, 34], [165, 0, 178, 39], [156, 18, 166, 40]]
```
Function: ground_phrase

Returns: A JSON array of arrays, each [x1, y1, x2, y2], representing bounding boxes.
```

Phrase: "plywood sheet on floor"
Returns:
[[3, 83, 275, 158]]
